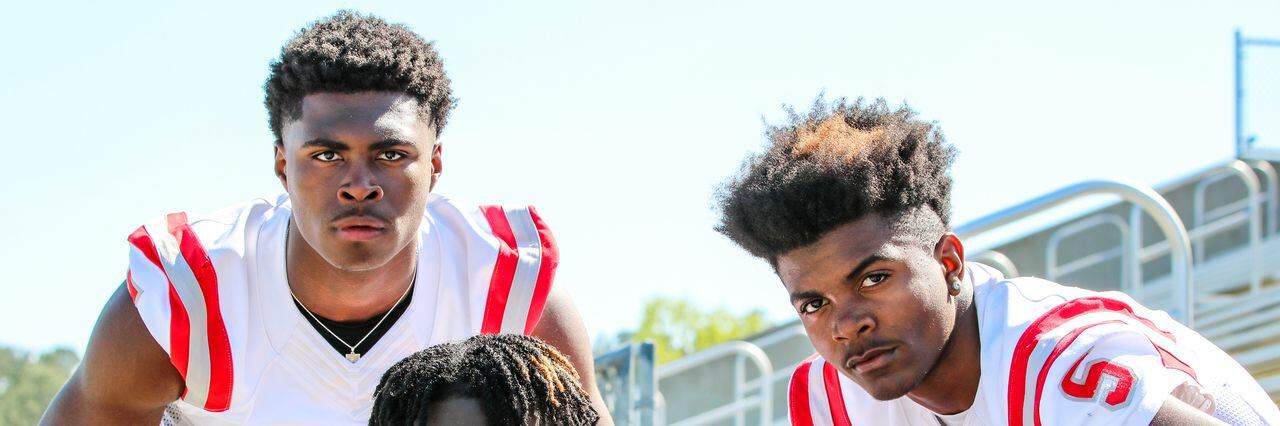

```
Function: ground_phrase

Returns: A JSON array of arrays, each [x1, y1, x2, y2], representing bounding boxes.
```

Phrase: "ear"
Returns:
[[274, 142, 288, 190], [934, 233, 965, 286], [429, 143, 443, 192]]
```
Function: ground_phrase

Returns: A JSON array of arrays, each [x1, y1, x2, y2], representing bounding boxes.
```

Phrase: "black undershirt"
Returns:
[[292, 285, 414, 358]]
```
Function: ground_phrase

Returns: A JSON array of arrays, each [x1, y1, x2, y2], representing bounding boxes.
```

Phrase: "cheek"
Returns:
[[288, 162, 335, 193], [898, 278, 953, 351], [882, 275, 948, 335], [800, 314, 842, 356]]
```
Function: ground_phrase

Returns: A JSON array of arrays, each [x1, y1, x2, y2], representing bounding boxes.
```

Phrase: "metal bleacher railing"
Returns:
[[654, 341, 773, 426], [595, 342, 657, 425], [956, 179, 1196, 324], [595, 158, 1280, 424]]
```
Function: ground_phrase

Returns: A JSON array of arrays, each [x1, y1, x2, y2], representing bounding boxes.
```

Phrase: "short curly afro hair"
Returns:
[[714, 97, 957, 263], [264, 10, 455, 144]]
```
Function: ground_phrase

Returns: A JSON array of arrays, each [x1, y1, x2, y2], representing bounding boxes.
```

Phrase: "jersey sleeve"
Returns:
[[472, 204, 559, 336], [124, 212, 235, 412], [1031, 323, 1197, 425]]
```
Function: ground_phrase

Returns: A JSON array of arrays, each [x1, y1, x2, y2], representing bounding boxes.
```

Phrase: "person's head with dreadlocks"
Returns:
[[369, 334, 600, 426]]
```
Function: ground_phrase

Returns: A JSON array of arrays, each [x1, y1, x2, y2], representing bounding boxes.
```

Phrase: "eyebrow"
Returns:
[[789, 290, 823, 305], [300, 138, 348, 150], [845, 254, 890, 283], [369, 139, 416, 151], [787, 254, 891, 305], [300, 138, 417, 151]]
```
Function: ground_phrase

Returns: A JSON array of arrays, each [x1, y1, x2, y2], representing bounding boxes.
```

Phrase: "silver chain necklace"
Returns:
[[285, 222, 417, 363]]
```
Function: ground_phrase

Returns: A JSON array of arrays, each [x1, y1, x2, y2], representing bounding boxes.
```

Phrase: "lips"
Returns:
[[845, 345, 896, 375], [333, 216, 388, 241]]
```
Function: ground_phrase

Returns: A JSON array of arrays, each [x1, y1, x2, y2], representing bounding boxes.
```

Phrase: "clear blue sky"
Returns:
[[2, 0, 1279, 352]]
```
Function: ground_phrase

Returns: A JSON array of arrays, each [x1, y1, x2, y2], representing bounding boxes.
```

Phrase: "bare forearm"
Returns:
[[42, 284, 181, 425], [41, 372, 166, 425]]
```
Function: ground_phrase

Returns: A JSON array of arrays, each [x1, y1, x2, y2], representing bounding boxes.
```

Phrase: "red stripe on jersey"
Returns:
[[166, 213, 234, 412], [168, 275, 191, 391], [524, 206, 558, 335], [128, 226, 190, 391], [479, 206, 520, 335], [789, 354, 819, 426], [126, 271, 139, 303], [128, 226, 164, 269], [1008, 297, 1175, 426], [822, 360, 853, 426], [1154, 345, 1196, 382]]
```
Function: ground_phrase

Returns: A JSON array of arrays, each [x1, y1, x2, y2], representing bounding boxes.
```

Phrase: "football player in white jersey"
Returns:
[[43, 11, 611, 425], [713, 97, 1280, 425]]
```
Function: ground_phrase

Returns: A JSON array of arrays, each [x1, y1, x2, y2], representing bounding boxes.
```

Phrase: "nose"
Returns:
[[337, 166, 383, 203], [831, 306, 875, 342]]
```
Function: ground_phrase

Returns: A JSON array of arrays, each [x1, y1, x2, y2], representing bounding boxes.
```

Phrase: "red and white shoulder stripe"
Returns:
[[126, 212, 234, 412], [789, 354, 853, 426], [1005, 296, 1194, 426], [476, 204, 559, 335]]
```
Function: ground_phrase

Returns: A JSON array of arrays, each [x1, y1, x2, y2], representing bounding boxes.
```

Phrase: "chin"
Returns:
[[320, 246, 397, 272], [857, 370, 922, 401], [864, 382, 913, 401]]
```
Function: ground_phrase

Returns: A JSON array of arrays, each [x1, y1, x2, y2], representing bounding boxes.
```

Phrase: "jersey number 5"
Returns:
[[1060, 356, 1135, 408]]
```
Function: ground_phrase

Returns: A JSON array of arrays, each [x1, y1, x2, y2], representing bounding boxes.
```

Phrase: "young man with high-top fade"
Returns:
[[43, 11, 609, 425], [714, 97, 1279, 425]]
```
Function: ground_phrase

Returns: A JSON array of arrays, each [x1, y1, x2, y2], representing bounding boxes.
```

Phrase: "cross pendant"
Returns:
[[346, 352, 361, 363]]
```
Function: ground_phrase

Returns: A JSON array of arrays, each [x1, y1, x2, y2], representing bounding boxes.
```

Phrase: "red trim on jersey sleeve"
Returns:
[[166, 213, 234, 412], [479, 205, 520, 335], [129, 226, 164, 268], [1153, 345, 1197, 382], [524, 206, 558, 335], [128, 226, 191, 393], [168, 283, 191, 398], [126, 271, 139, 303], [822, 360, 853, 426], [789, 354, 818, 426]]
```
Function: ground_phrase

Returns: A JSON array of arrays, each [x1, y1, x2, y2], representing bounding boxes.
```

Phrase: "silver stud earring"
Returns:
[[950, 279, 961, 292]]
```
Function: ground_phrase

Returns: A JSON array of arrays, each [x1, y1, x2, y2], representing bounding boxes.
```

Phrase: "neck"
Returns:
[[906, 289, 981, 415], [286, 222, 417, 323]]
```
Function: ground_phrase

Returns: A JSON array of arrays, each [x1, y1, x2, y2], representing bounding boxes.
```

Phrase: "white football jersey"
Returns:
[[125, 193, 560, 425], [788, 263, 1280, 426]]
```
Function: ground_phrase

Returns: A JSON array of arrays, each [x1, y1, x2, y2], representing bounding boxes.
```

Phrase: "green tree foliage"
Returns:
[[622, 297, 772, 365], [0, 346, 79, 425]]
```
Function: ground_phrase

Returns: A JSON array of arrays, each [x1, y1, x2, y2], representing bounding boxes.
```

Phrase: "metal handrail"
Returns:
[[968, 250, 1019, 277], [1045, 213, 1129, 283], [1187, 160, 1262, 293], [658, 341, 773, 426], [954, 180, 1195, 326], [595, 342, 657, 425], [1249, 160, 1278, 236], [1130, 161, 1271, 300], [1194, 173, 1241, 263]]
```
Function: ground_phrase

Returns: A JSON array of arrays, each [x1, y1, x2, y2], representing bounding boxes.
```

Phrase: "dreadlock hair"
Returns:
[[264, 10, 456, 144], [369, 334, 600, 426], [714, 96, 958, 264]]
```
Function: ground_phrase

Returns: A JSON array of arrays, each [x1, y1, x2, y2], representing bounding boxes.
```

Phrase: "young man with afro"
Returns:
[[714, 97, 1280, 425], [43, 11, 609, 425]]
